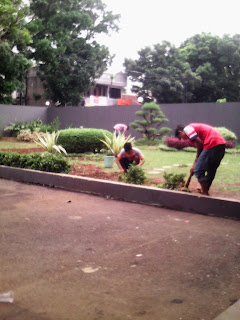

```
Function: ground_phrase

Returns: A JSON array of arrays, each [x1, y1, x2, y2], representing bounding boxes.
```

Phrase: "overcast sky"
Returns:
[[98, 0, 240, 74]]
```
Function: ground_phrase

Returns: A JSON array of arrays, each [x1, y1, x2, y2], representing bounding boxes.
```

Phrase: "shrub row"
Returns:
[[225, 140, 236, 149], [164, 135, 236, 150], [0, 152, 71, 173], [4, 118, 60, 137], [17, 131, 46, 142], [164, 137, 192, 150], [58, 128, 112, 153], [215, 127, 237, 142]]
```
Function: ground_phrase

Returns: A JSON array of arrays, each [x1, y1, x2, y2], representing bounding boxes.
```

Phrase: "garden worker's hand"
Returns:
[[190, 166, 194, 175]]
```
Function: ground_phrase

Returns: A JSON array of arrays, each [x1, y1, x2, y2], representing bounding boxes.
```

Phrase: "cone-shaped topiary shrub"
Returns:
[[129, 102, 171, 140]]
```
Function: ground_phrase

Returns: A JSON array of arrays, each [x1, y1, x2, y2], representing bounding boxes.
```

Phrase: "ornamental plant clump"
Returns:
[[164, 137, 192, 150], [214, 127, 237, 143], [119, 163, 146, 185], [100, 131, 135, 157], [225, 140, 236, 149], [4, 118, 61, 137], [17, 131, 46, 142], [34, 131, 67, 155], [130, 102, 171, 140], [159, 172, 186, 190]]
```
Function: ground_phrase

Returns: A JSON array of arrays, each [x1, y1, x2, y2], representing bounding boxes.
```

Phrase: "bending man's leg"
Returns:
[[206, 145, 225, 190], [119, 158, 131, 172], [194, 150, 210, 195]]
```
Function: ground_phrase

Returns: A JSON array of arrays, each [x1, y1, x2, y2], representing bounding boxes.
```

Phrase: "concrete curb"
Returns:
[[1, 165, 240, 219], [213, 300, 240, 320]]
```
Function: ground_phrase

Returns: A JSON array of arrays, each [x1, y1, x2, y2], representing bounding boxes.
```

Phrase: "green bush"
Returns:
[[0, 152, 71, 173], [216, 98, 227, 103], [214, 127, 237, 142], [135, 138, 161, 146], [4, 118, 61, 136], [39, 117, 61, 133], [119, 163, 146, 185], [58, 128, 113, 153], [130, 102, 171, 140], [159, 172, 186, 190], [17, 131, 46, 142], [4, 121, 31, 137]]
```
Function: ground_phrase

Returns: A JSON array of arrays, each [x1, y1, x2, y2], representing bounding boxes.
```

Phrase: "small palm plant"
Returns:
[[100, 131, 135, 157], [34, 131, 67, 155]]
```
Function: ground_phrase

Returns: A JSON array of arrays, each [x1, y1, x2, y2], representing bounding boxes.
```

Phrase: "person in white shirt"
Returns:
[[113, 123, 129, 137]]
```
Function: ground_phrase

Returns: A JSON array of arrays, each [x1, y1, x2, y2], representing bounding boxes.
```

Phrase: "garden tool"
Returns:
[[185, 171, 194, 189], [181, 171, 194, 192]]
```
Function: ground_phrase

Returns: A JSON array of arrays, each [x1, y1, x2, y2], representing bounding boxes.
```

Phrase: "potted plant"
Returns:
[[100, 131, 135, 168]]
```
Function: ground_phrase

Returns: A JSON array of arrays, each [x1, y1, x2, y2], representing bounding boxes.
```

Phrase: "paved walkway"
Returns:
[[1, 179, 240, 320]]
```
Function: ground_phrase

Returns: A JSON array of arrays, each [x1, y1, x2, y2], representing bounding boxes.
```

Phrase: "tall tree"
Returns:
[[124, 41, 201, 104], [125, 33, 240, 103], [180, 33, 240, 102], [217, 34, 240, 101], [0, 0, 32, 104], [27, 0, 120, 106]]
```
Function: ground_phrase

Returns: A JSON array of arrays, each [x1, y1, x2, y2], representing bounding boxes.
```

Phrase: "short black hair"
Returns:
[[175, 125, 184, 138], [124, 142, 132, 152]]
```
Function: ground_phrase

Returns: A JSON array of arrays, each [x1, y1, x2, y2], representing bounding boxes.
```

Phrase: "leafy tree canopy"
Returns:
[[180, 33, 240, 102], [0, 0, 32, 103], [124, 41, 201, 104], [124, 33, 240, 103], [27, 0, 120, 106]]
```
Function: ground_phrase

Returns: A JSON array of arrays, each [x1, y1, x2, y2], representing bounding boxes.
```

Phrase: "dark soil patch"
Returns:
[[69, 162, 119, 181]]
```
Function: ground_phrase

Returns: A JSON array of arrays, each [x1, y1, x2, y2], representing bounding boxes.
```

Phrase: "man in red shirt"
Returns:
[[175, 123, 226, 195], [116, 142, 145, 173]]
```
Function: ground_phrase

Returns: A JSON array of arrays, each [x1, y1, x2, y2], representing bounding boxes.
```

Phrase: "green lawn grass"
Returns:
[[68, 145, 240, 189], [139, 146, 240, 185], [1, 139, 240, 192], [0, 140, 38, 149]]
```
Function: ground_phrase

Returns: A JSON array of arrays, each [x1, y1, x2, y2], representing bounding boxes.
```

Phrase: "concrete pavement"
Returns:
[[1, 178, 240, 320]]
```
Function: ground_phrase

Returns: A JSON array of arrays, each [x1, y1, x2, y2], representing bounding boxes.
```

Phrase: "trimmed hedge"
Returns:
[[0, 152, 71, 173], [164, 127, 237, 150], [215, 127, 237, 142], [164, 137, 192, 150], [225, 140, 236, 149], [58, 128, 113, 153]]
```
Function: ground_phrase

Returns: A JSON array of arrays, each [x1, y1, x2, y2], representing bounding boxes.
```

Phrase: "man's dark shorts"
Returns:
[[194, 144, 225, 188]]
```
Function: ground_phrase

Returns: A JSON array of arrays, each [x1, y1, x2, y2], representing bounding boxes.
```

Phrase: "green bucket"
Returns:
[[104, 156, 115, 168]]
